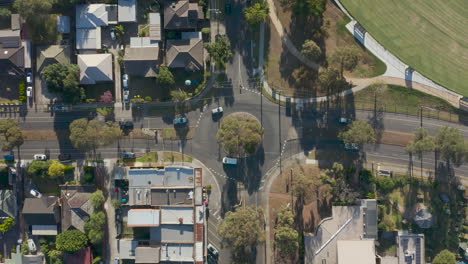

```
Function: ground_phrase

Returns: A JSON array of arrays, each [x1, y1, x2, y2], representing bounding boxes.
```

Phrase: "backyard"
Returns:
[[340, 0, 468, 95], [84, 83, 114, 102]]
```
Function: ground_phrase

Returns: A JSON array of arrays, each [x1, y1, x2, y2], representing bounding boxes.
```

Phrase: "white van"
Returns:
[[222, 157, 237, 165]]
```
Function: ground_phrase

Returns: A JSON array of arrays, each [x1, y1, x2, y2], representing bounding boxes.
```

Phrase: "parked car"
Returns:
[[338, 117, 351, 125], [27, 239, 37, 253], [33, 154, 47, 161], [222, 157, 237, 165], [54, 105, 70, 112], [122, 74, 129, 89], [377, 170, 392, 177], [110, 28, 116, 40], [344, 143, 359, 152], [3, 155, 14, 161], [207, 244, 219, 258], [26, 86, 33, 98], [58, 154, 72, 161], [173, 117, 188, 125], [121, 152, 135, 159], [30, 189, 42, 198], [26, 72, 33, 85], [211, 107, 223, 115], [123, 90, 130, 104]]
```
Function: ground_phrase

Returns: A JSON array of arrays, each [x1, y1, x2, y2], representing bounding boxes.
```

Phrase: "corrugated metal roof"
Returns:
[[128, 209, 160, 227], [149, 13, 161, 41]]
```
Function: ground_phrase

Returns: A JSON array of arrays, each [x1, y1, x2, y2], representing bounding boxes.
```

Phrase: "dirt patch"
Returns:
[[380, 130, 414, 146], [23, 130, 59, 141]]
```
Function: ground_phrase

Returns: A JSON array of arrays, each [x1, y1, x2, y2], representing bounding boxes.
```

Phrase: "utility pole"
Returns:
[[420, 106, 423, 127], [260, 79, 263, 125], [278, 91, 282, 173]]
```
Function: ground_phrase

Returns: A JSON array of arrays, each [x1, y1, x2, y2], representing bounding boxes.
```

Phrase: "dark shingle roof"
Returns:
[[22, 197, 58, 225]]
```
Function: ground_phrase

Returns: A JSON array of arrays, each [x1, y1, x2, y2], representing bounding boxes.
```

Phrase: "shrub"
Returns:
[[93, 256, 102, 264], [63, 165, 75, 172], [86, 99, 96, 103], [201, 27, 211, 35], [144, 96, 152, 102], [19, 81, 26, 96]]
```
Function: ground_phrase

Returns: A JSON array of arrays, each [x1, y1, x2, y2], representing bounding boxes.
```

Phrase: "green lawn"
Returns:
[[136, 152, 158, 162], [341, 0, 468, 95]]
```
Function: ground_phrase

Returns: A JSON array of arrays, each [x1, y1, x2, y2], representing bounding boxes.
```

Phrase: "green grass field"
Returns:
[[340, 0, 468, 95]]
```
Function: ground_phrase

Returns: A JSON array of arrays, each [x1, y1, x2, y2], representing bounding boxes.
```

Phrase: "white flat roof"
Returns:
[[160, 244, 194, 262], [337, 240, 376, 264], [161, 207, 194, 225], [118, 0, 137, 22], [128, 209, 160, 227], [31, 225, 58, 236]]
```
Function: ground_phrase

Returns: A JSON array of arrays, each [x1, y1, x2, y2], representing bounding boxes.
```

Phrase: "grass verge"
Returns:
[[162, 151, 193, 163], [136, 152, 158, 163]]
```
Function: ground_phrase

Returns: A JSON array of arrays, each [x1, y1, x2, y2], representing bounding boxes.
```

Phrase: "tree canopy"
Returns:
[[216, 113, 264, 156], [157, 66, 175, 87], [406, 128, 435, 176], [28, 160, 52, 179], [0, 119, 24, 151], [84, 211, 106, 245], [90, 190, 105, 210], [69, 118, 122, 155], [339, 120, 376, 147], [245, 2, 269, 26], [329, 46, 361, 77], [41, 63, 82, 104], [56, 230, 88, 252], [13, 0, 54, 21], [217, 206, 265, 250], [432, 249, 456, 264], [48, 160, 65, 179], [301, 39, 322, 61], [435, 126, 467, 167], [274, 206, 298, 258], [205, 35, 233, 69], [0, 218, 15, 234]]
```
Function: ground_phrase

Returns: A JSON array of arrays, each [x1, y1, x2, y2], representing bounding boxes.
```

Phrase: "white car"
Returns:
[[26, 86, 33, 98], [207, 243, 219, 257], [222, 157, 237, 165], [211, 107, 223, 115], [33, 154, 47, 161], [30, 189, 42, 198], [26, 72, 33, 85], [110, 28, 116, 40], [27, 239, 37, 253], [122, 74, 129, 90]]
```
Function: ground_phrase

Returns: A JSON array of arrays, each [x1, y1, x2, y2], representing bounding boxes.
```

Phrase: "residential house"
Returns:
[[396, 231, 425, 264], [36, 45, 71, 72], [5, 253, 44, 264], [0, 189, 16, 219], [76, 4, 117, 50], [0, 29, 24, 75], [166, 32, 203, 71], [77, 54, 113, 85], [119, 166, 205, 264], [60, 185, 96, 233], [118, 0, 137, 23], [164, 0, 203, 31], [124, 37, 160, 77], [22, 196, 60, 236], [304, 199, 378, 264]]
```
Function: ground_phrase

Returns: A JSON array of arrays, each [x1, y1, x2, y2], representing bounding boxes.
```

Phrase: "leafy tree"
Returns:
[[435, 126, 467, 168], [323, 163, 359, 204], [48, 160, 65, 179], [292, 172, 320, 203], [245, 2, 269, 26], [96, 107, 114, 120], [115, 25, 125, 38], [28, 160, 52, 178], [292, 0, 326, 18], [306, 0, 326, 16], [339, 120, 376, 147], [84, 211, 106, 245], [69, 118, 122, 156], [0, 218, 15, 235], [156, 66, 175, 86], [301, 39, 321, 61], [170, 90, 188, 114], [100, 90, 113, 103], [90, 190, 105, 210], [21, 240, 29, 255], [48, 250, 63, 262], [0, 8, 11, 19], [0, 119, 24, 152], [432, 250, 456, 264], [56, 230, 88, 253], [216, 114, 264, 156], [41, 63, 82, 104], [329, 46, 361, 77], [292, 66, 316, 88], [13, 0, 53, 20], [274, 206, 298, 258], [205, 35, 233, 69], [217, 206, 265, 250], [406, 128, 435, 178], [318, 67, 346, 96]]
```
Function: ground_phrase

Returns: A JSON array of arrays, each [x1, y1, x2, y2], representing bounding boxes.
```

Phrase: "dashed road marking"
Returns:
[[208, 167, 236, 181], [274, 139, 289, 167], [194, 104, 207, 128]]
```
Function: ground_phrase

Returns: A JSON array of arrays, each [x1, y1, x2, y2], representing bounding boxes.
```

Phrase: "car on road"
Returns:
[[207, 244, 219, 258], [54, 105, 70, 112], [122, 74, 129, 89], [123, 90, 130, 104], [211, 107, 223, 115], [344, 143, 359, 152], [121, 152, 135, 159], [27, 239, 37, 253], [33, 154, 47, 161], [30, 189, 42, 198], [3, 155, 14, 161], [26, 72, 33, 85], [338, 117, 351, 125], [225, 2, 232, 14], [173, 117, 188, 125], [222, 157, 237, 165], [58, 154, 72, 161], [110, 28, 116, 40], [377, 170, 392, 177], [26, 86, 33, 98]]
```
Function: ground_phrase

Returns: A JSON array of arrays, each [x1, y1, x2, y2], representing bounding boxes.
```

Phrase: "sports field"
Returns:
[[340, 0, 468, 95]]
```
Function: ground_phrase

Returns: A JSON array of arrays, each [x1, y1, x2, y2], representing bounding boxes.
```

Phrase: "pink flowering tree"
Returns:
[[100, 90, 113, 103]]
